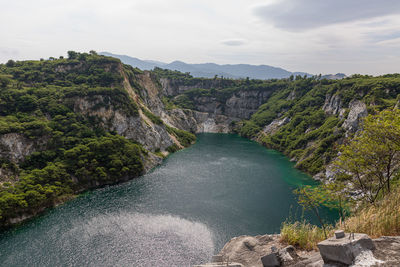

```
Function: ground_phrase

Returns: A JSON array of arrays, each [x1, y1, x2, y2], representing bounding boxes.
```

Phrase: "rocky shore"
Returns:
[[195, 233, 400, 267]]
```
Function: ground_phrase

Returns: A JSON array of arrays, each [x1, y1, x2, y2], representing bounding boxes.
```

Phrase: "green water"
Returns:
[[0, 134, 335, 266]]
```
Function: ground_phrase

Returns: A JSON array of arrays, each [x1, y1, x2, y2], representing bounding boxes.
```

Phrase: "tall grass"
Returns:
[[280, 186, 400, 251], [280, 220, 333, 251], [341, 186, 400, 238]]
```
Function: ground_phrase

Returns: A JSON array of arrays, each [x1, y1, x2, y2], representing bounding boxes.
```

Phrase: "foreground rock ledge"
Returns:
[[194, 234, 400, 267]]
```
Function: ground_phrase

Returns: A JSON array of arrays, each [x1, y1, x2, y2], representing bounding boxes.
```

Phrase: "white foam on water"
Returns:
[[60, 212, 215, 267]]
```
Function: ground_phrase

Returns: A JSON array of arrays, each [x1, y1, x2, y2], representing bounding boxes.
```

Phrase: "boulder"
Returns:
[[317, 233, 375, 265], [261, 252, 280, 267], [261, 245, 301, 267]]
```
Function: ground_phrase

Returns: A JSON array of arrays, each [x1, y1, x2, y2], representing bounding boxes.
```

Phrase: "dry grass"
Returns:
[[340, 186, 400, 238], [280, 220, 334, 251], [280, 186, 400, 251]]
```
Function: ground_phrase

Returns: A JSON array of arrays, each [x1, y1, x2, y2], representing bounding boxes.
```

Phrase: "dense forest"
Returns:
[[0, 52, 195, 227]]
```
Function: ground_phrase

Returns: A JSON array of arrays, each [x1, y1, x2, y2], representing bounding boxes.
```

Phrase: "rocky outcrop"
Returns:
[[342, 100, 368, 134], [159, 78, 276, 130], [218, 234, 284, 267], [263, 117, 290, 135], [372, 236, 400, 265], [72, 97, 174, 152], [225, 90, 273, 119], [0, 133, 48, 162], [162, 108, 237, 133], [137, 72, 166, 116], [187, 90, 273, 120], [210, 234, 400, 267], [323, 94, 342, 116]]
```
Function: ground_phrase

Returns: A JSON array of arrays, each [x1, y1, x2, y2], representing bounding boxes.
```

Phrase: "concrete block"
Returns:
[[317, 233, 375, 265]]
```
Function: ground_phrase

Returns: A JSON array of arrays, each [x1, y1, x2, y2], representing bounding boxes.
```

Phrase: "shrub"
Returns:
[[280, 220, 333, 251], [166, 125, 196, 147], [142, 108, 163, 125], [166, 144, 180, 153], [341, 185, 400, 237]]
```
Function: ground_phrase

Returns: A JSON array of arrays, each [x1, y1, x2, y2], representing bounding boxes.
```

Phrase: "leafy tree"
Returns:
[[334, 109, 400, 203], [0, 75, 11, 88], [67, 51, 78, 59], [5, 60, 15, 67], [294, 185, 329, 238], [321, 182, 350, 225]]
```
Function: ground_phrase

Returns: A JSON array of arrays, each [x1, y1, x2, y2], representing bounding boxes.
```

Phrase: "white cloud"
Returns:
[[221, 39, 247, 46], [253, 0, 400, 31], [0, 0, 399, 75]]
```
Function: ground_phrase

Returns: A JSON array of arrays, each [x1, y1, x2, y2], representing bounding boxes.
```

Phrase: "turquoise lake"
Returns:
[[0, 133, 335, 266]]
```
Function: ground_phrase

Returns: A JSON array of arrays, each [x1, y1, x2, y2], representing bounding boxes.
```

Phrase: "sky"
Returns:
[[1, 0, 400, 75]]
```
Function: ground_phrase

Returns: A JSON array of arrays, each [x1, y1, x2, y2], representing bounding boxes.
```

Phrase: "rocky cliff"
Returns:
[[1, 53, 399, 227], [137, 70, 400, 182], [0, 53, 197, 227]]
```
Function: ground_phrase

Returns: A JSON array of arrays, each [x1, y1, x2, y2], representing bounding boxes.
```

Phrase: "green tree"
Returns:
[[321, 182, 350, 225], [334, 109, 400, 203], [5, 60, 15, 67], [294, 185, 329, 238], [67, 51, 78, 59], [0, 75, 11, 88]]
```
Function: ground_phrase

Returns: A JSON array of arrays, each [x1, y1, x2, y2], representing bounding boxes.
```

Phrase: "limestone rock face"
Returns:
[[342, 100, 368, 134], [0, 133, 48, 162], [72, 97, 174, 152], [263, 117, 290, 135], [323, 94, 342, 115], [160, 77, 221, 96], [137, 71, 166, 116], [225, 90, 273, 119], [163, 109, 236, 134], [160, 78, 275, 122], [185, 90, 270, 121]]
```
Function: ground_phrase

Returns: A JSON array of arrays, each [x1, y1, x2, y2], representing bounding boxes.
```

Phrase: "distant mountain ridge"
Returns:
[[100, 52, 313, 80]]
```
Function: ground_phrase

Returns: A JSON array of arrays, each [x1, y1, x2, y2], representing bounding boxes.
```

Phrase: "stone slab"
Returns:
[[317, 233, 375, 265]]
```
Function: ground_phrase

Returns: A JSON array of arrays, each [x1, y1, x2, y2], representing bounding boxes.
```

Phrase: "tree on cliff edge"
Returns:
[[334, 109, 400, 204]]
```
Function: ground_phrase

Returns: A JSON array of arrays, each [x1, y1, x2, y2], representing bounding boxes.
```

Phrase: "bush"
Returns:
[[142, 108, 163, 125], [280, 220, 333, 251], [341, 185, 400, 237], [239, 121, 261, 138], [166, 125, 196, 147], [166, 144, 180, 153]]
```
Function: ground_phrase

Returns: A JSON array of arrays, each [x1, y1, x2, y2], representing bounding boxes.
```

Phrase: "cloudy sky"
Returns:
[[1, 0, 400, 75]]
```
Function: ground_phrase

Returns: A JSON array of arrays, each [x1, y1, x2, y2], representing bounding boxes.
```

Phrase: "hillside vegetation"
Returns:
[[159, 70, 400, 176], [281, 109, 400, 250], [243, 75, 400, 175], [153, 70, 400, 250], [1, 51, 399, 239], [0, 52, 194, 228]]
